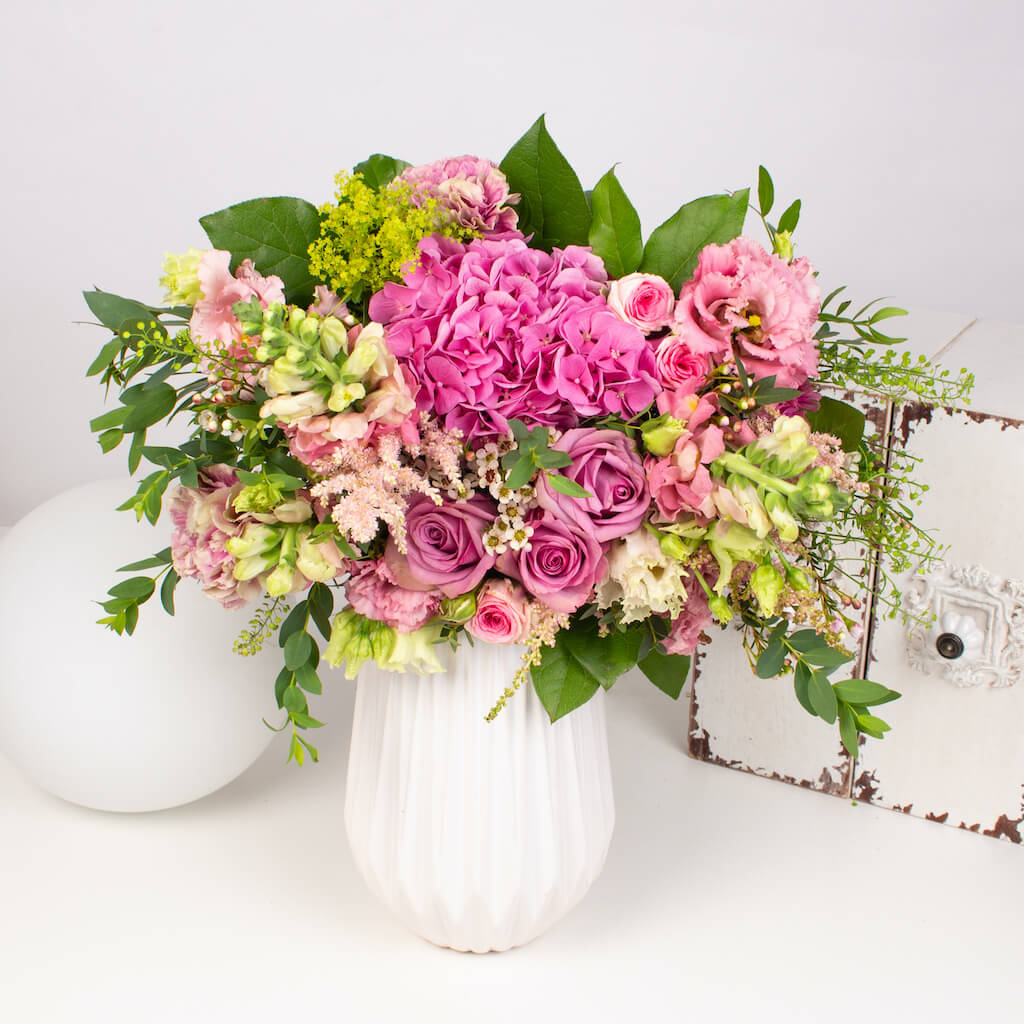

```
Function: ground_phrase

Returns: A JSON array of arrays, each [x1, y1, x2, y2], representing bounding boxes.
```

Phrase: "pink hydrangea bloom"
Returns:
[[400, 156, 519, 235], [168, 466, 260, 609], [344, 557, 442, 634], [189, 250, 285, 363], [672, 236, 821, 389], [369, 235, 660, 441]]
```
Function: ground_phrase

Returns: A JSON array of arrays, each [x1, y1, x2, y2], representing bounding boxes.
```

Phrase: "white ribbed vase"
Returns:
[[344, 642, 615, 953]]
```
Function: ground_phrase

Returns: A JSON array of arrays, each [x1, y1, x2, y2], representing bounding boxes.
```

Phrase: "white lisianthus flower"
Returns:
[[595, 528, 690, 623]]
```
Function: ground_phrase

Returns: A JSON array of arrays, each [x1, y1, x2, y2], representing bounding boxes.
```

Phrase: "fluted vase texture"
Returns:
[[344, 642, 615, 953]]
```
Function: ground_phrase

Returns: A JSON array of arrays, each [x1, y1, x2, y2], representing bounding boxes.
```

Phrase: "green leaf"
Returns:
[[531, 642, 601, 722], [98, 428, 124, 454], [793, 662, 816, 716], [307, 583, 334, 641], [293, 664, 322, 695], [757, 166, 774, 216], [808, 671, 838, 724], [833, 678, 901, 706], [786, 629, 827, 654], [199, 196, 321, 307], [504, 455, 535, 490], [90, 407, 128, 432], [854, 712, 891, 739], [777, 199, 801, 234], [755, 639, 786, 679], [278, 601, 308, 647], [640, 189, 749, 292], [500, 115, 592, 250], [838, 701, 859, 757], [121, 383, 176, 433], [274, 667, 292, 709], [87, 336, 126, 377], [108, 576, 155, 601], [83, 290, 153, 331], [802, 646, 855, 670], [160, 569, 179, 615], [562, 619, 643, 690], [117, 548, 172, 572], [545, 473, 590, 499], [290, 711, 324, 730], [297, 735, 320, 762], [283, 685, 307, 714], [353, 153, 411, 190], [587, 166, 643, 278], [287, 733, 305, 766], [638, 648, 691, 700], [128, 431, 146, 474], [535, 449, 572, 469], [868, 306, 908, 324], [124, 603, 139, 636], [284, 630, 314, 671], [807, 397, 866, 453]]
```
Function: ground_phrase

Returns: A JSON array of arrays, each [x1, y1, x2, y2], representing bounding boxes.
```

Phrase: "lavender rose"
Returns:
[[403, 493, 497, 598], [535, 428, 650, 543], [497, 512, 608, 613]]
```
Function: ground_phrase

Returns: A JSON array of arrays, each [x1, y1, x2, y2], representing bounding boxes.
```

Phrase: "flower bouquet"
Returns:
[[83, 116, 970, 948]]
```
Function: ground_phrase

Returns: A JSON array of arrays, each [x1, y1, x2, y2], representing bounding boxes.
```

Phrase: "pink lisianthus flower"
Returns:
[[662, 570, 715, 656], [534, 428, 649, 542], [400, 156, 519, 236], [497, 511, 608, 614], [672, 236, 821, 389], [168, 465, 261, 609], [467, 579, 532, 644], [606, 273, 676, 335], [646, 394, 726, 521], [189, 250, 285, 364], [344, 557, 442, 634]]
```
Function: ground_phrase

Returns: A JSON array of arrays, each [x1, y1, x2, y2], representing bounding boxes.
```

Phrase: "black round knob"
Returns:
[[936, 632, 965, 660]]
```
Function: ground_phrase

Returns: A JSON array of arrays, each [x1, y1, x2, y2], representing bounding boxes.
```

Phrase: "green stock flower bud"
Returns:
[[752, 416, 817, 477], [226, 523, 279, 560], [233, 479, 284, 516], [232, 552, 278, 581], [708, 594, 733, 625], [749, 562, 785, 617], [707, 521, 770, 594], [296, 534, 339, 583], [441, 592, 477, 623], [328, 380, 366, 412], [640, 414, 686, 457], [265, 561, 297, 597], [325, 609, 359, 664], [727, 478, 772, 539], [378, 624, 444, 675], [267, 360, 308, 396], [342, 338, 382, 379], [764, 491, 799, 543], [786, 566, 812, 592], [772, 230, 794, 263]]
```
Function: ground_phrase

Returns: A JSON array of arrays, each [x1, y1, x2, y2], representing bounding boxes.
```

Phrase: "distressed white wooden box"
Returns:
[[688, 311, 1024, 843]]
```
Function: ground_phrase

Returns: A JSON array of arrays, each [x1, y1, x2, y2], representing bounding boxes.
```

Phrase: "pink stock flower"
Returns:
[[402, 493, 497, 598], [400, 156, 519, 235], [672, 236, 821, 389], [189, 250, 285, 361], [606, 273, 676, 334], [497, 511, 608, 614], [534, 428, 649, 542], [344, 557, 442, 634], [369, 235, 659, 441], [168, 466, 260, 610], [467, 579, 532, 644]]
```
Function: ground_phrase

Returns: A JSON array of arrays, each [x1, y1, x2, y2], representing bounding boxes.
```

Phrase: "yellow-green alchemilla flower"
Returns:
[[378, 624, 445, 675], [159, 247, 204, 306], [749, 563, 785, 617]]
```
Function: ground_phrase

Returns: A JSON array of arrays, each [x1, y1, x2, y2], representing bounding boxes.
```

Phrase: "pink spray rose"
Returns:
[[497, 511, 608, 614], [535, 428, 649, 542], [168, 465, 260, 609], [606, 273, 676, 334], [344, 557, 442, 634], [672, 236, 821, 389], [402, 493, 497, 598], [467, 579, 532, 644], [654, 334, 712, 397]]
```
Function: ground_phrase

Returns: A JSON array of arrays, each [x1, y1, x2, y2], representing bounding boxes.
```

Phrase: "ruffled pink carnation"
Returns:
[[400, 156, 519, 235], [168, 466, 260, 610], [369, 235, 660, 441], [662, 571, 714, 656], [189, 251, 285, 364], [344, 557, 442, 634], [672, 236, 821, 389]]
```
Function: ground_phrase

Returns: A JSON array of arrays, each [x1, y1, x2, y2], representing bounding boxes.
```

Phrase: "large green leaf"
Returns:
[[588, 166, 643, 278], [500, 115, 591, 251], [807, 397, 866, 453], [199, 196, 321, 307], [638, 648, 691, 700], [640, 189, 749, 292], [354, 154, 411, 190], [83, 290, 153, 331], [531, 618, 642, 721]]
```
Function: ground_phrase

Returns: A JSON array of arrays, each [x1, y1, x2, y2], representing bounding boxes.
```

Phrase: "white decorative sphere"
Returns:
[[0, 479, 282, 812]]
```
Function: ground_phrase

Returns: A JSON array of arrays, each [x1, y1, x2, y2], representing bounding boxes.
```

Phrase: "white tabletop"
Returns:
[[1, 658, 1021, 1024]]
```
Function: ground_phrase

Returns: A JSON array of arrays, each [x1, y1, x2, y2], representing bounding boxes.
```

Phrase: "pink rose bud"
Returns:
[[467, 579, 532, 645], [606, 273, 676, 335]]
